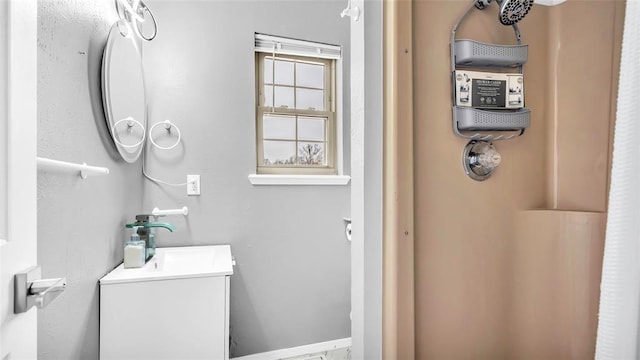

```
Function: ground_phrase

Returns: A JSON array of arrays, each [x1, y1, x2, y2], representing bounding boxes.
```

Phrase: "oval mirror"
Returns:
[[101, 20, 147, 163]]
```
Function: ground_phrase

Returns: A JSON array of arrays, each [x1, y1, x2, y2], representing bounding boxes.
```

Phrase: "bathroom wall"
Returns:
[[511, 210, 607, 359], [414, 4, 549, 357], [413, 0, 622, 358], [141, 1, 351, 357], [546, 0, 624, 212], [0, 0, 7, 242], [362, 1, 384, 358], [37, 1, 143, 359]]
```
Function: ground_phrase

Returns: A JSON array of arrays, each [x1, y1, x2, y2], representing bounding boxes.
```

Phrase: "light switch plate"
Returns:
[[187, 175, 200, 195]]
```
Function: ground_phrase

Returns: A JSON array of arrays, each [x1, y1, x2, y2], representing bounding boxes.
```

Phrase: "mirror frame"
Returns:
[[101, 20, 147, 163]]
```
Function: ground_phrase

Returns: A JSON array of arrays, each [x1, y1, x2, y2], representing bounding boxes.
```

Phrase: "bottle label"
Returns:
[[455, 70, 524, 109]]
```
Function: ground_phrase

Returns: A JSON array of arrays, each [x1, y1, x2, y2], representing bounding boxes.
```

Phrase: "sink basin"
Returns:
[[100, 245, 233, 284]]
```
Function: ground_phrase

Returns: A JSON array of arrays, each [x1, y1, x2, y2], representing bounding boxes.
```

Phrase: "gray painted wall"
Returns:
[[36, 0, 350, 358], [37, 1, 143, 359], [1, 0, 8, 241], [141, 1, 351, 356], [363, 1, 383, 357]]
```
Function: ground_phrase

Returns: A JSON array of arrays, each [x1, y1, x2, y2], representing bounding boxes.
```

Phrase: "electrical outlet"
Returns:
[[187, 175, 200, 195]]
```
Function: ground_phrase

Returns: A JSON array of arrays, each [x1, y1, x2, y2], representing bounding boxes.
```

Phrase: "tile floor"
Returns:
[[280, 347, 351, 360]]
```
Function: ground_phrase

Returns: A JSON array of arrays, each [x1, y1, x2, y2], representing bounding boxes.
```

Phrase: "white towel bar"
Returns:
[[151, 207, 189, 216], [37, 157, 110, 179]]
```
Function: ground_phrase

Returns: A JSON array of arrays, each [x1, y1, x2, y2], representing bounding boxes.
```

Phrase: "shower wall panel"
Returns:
[[413, 0, 622, 358], [547, 1, 624, 212], [511, 210, 606, 359], [413, 2, 550, 358]]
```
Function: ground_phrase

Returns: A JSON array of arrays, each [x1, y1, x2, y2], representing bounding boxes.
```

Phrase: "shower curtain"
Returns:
[[596, 0, 640, 358]]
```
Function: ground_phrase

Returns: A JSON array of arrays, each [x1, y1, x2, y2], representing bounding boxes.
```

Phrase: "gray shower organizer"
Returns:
[[451, 2, 531, 141]]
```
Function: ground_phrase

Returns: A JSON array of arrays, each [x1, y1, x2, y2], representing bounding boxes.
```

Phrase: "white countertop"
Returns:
[[100, 245, 233, 285]]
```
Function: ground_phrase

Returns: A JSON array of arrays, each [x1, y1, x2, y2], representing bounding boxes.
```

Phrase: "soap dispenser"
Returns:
[[124, 230, 145, 268]]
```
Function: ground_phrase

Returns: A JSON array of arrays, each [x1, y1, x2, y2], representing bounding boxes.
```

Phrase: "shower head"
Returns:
[[497, 0, 534, 25], [475, 0, 534, 26]]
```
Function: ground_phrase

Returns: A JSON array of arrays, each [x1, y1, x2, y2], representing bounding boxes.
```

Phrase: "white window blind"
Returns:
[[255, 33, 341, 60]]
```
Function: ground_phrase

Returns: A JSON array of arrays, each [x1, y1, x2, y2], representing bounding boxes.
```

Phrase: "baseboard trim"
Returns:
[[231, 338, 351, 360]]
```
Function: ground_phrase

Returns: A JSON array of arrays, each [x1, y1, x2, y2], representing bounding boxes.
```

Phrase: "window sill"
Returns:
[[248, 174, 351, 186]]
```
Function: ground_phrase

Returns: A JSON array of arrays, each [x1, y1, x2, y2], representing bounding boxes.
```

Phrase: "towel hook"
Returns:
[[341, 0, 360, 22]]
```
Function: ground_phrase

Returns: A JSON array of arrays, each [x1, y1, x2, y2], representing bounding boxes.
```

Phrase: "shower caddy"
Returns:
[[450, 1, 531, 141]]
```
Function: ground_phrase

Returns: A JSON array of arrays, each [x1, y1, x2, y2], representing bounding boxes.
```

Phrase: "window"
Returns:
[[255, 34, 340, 175]]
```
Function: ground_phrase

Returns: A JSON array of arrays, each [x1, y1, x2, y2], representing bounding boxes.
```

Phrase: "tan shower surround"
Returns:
[[383, 0, 624, 358]]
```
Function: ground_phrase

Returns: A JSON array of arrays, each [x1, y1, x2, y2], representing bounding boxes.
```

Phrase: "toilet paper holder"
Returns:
[[343, 217, 352, 242], [14, 266, 66, 313]]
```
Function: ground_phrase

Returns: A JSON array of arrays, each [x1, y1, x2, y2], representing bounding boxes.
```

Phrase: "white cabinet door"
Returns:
[[100, 276, 227, 360], [0, 0, 38, 358]]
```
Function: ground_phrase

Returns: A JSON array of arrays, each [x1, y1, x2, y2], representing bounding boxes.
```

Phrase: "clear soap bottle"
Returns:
[[124, 232, 145, 268]]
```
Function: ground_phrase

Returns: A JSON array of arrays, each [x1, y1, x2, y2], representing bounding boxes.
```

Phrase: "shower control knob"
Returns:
[[462, 140, 502, 181], [477, 148, 502, 168]]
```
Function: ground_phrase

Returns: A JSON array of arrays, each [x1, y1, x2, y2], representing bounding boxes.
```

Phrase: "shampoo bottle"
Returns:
[[124, 231, 145, 268]]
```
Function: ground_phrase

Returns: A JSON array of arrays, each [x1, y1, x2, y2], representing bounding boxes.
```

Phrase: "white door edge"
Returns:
[[0, 0, 39, 358]]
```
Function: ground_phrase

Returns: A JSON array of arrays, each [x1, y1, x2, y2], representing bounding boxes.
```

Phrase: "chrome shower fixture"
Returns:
[[462, 141, 502, 181], [475, 0, 534, 26]]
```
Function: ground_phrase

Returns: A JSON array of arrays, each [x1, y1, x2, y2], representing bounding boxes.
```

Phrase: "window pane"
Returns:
[[264, 58, 273, 84], [274, 60, 294, 86], [296, 62, 324, 89], [275, 86, 294, 108], [298, 142, 325, 165], [298, 117, 325, 141], [263, 85, 273, 107], [263, 141, 296, 165], [263, 115, 296, 140], [296, 88, 324, 110], [256, 51, 336, 173]]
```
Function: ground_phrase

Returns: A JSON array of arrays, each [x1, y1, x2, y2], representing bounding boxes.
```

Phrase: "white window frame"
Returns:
[[249, 34, 349, 186], [256, 53, 336, 175]]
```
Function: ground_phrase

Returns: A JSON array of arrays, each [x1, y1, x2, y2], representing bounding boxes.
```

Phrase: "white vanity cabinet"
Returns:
[[99, 245, 233, 360]]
